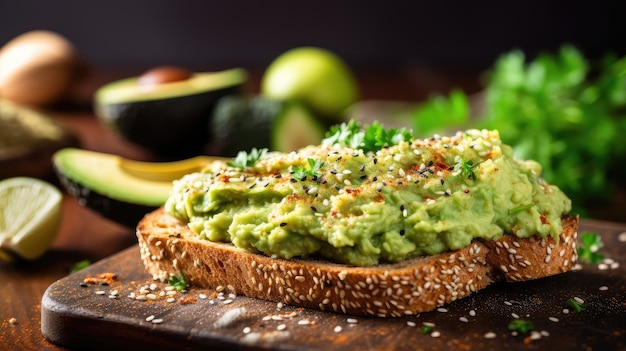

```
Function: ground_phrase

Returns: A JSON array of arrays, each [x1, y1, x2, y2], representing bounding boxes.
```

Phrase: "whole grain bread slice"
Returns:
[[136, 207, 579, 317]]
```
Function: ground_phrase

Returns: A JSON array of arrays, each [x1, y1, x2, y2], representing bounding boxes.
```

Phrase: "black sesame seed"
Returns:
[[373, 176, 378, 181], [382, 181, 387, 186], [280, 222, 287, 227], [275, 174, 282, 178], [360, 175, 367, 180], [79, 282, 88, 288], [400, 229, 405, 235], [290, 178, 298, 183], [400, 204, 405, 212], [311, 206, 317, 212], [360, 164, 366, 172], [248, 183, 256, 189], [440, 178, 445, 185], [428, 160, 434, 167], [374, 158, 378, 164]]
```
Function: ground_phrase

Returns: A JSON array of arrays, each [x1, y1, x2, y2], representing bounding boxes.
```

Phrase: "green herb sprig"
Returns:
[[227, 148, 267, 170], [168, 272, 188, 291], [323, 120, 412, 153], [578, 232, 605, 264], [292, 158, 324, 180], [70, 259, 91, 273], [568, 298, 586, 312], [508, 319, 534, 334], [454, 159, 479, 181]]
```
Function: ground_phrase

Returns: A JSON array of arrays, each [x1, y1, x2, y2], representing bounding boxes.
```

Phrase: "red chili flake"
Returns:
[[179, 296, 198, 305]]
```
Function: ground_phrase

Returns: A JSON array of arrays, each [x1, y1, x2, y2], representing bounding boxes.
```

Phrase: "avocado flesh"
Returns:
[[94, 68, 247, 158], [53, 148, 227, 227]]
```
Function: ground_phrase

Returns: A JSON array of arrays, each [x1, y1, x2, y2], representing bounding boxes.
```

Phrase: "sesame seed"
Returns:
[[549, 317, 559, 322], [459, 317, 469, 323], [599, 286, 609, 291], [243, 327, 251, 334], [431, 331, 441, 338], [8, 318, 17, 325], [573, 296, 585, 304], [484, 332, 497, 339], [407, 321, 416, 327], [469, 309, 476, 316], [334, 326, 343, 333], [277, 324, 287, 331], [152, 318, 164, 324]]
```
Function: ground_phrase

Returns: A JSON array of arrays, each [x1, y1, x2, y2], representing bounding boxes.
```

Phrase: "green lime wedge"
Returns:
[[0, 177, 62, 261]]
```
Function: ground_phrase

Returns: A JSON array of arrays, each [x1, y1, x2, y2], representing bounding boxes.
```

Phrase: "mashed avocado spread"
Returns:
[[165, 123, 571, 266]]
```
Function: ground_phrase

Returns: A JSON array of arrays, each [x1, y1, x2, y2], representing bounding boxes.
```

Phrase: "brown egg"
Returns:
[[0, 30, 79, 106]]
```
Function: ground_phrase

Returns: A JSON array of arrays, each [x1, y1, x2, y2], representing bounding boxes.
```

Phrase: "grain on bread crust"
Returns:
[[136, 207, 579, 317]]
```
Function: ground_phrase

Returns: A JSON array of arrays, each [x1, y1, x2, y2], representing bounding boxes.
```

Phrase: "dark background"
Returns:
[[3, 1, 625, 73]]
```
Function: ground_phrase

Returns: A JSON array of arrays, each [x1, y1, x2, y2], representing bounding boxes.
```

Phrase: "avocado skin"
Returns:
[[99, 86, 241, 159], [55, 166, 155, 228], [210, 95, 280, 157]]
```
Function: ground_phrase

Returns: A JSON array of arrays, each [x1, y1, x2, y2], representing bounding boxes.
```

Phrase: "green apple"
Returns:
[[261, 47, 359, 120]]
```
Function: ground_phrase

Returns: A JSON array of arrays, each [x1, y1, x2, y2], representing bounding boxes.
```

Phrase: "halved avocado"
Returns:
[[95, 68, 247, 158], [0, 99, 79, 179], [53, 148, 227, 227]]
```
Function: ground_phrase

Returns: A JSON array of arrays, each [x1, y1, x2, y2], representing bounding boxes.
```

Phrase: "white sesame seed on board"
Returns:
[[599, 286, 609, 291], [152, 318, 164, 324], [484, 332, 497, 339], [549, 317, 560, 322], [243, 327, 251, 334], [618, 232, 626, 242], [431, 331, 441, 338], [334, 326, 343, 333], [145, 315, 155, 322]]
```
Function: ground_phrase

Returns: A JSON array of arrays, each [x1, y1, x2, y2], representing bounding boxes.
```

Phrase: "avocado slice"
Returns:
[[53, 148, 227, 227], [95, 68, 247, 158]]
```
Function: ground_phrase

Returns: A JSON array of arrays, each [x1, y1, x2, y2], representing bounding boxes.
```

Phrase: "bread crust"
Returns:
[[136, 207, 579, 317]]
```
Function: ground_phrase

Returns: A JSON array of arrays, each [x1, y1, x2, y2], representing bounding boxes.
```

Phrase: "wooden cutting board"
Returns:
[[41, 220, 626, 351]]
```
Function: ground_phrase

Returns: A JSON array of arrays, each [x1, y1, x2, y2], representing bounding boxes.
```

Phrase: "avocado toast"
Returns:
[[136, 121, 578, 317]]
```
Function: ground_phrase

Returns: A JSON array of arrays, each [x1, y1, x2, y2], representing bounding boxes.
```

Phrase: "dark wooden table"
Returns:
[[1, 67, 624, 350]]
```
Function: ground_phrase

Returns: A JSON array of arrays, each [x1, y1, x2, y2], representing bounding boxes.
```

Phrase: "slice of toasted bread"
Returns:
[[136, 207, 579, 317]]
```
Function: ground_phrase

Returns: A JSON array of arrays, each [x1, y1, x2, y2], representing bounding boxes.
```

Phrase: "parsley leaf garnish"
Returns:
[[227, 148, 267, 170], [420, 324, 435, 334], [168, 272, 188, 291], [454, 159, 479, 181], [578, 232, 605, 264], [323, 120, 413, 152], [292, 158, 324, 180], [508, 319, 534, 334], [568, 298, 586, 312], [70, 259, 91, 273]]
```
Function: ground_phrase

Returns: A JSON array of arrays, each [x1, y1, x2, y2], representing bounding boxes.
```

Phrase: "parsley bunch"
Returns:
[[323, 120, 413, 152], [411, 45, 626, 215]]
